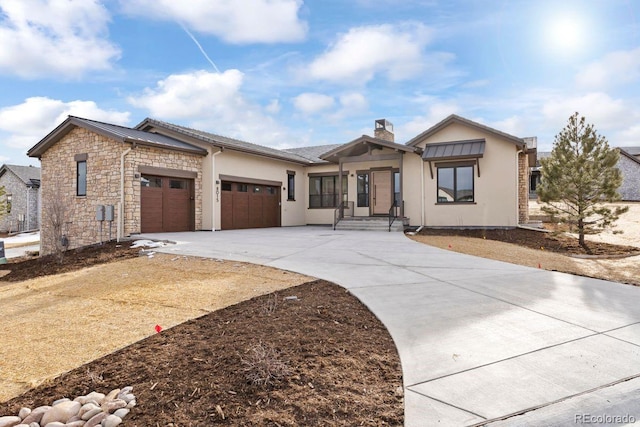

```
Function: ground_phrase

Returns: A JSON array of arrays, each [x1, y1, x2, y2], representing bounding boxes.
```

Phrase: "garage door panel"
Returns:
[[141, 174, 194, 233], [221, 181, 280, 230]]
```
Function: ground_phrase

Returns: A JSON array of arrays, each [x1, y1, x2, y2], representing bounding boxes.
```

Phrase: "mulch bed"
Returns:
[[417, 227, 640, 256], [0, 279, 403, 426], [0, 241, 140, 283]]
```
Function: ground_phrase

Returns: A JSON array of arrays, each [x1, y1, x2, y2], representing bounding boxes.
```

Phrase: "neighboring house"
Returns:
[[617, 148, 640, 201], [0, 164, 41, 233], [531, 148, 640, 201], [27, 114, 535, 255]]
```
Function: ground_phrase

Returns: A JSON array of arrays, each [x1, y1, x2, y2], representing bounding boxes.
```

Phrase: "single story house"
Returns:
[[27, 114, 535, 255], [531, 147, 640, 201], [0, 164, 41, 233]]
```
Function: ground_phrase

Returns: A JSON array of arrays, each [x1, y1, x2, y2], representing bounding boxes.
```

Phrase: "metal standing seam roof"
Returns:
[[422, 139, 486, 161], [137, 118, 316, 164], [0, 164, 41, 184]]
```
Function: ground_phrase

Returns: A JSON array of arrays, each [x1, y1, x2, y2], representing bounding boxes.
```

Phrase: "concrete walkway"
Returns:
[[141, 227, 640, 426]]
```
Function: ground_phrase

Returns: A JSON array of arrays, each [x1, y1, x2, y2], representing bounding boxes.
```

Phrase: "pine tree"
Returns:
[[537, 112, 628, 251]]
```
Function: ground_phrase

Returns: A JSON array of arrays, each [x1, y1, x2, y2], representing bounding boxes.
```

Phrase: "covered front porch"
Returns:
[[317, 127, 418, 231]]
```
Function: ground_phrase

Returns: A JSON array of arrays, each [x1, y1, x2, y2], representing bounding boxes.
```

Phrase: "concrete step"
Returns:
[[335, 217, 408, 232]]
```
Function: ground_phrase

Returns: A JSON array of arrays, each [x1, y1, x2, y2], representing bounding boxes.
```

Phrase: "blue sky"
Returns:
[[1, 0, 639, 166]]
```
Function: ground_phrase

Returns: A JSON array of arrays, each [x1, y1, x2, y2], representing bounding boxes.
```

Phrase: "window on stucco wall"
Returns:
[[437, 165, 474, 203]]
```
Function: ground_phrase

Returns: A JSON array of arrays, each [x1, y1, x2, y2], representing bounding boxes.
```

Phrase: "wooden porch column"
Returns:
[[338, 158, 344, 217], [399, 152, 404, 217]]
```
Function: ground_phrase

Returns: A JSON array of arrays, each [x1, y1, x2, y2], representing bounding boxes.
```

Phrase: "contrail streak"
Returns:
[[180, 23, 221, 74]]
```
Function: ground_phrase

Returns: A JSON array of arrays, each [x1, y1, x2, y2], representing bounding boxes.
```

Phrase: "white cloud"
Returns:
[[0, 97, 130, 149], [541, 92, 629, 131], [306, 23, 435, 83], [129, 69, 290, 146], [400, 99, 460, 141], [120, 0, 307, 44], [0, 0, 120, 78], [338, 93, 368, 112], [266, 99, 281, 114], [292, 93, 335, 114], [576, 48, 640, 89]]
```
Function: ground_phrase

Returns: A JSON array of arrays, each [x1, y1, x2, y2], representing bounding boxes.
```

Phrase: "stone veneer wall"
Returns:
[[517, 151, 530, 223], [0, 169, 39, 233], [40, 127, 203, 255]]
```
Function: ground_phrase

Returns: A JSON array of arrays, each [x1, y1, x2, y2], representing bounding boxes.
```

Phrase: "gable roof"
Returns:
[[405, 114, 526, 149], [618, 146, 640, 157], [619, 148, 640, 166], [136, 118, 315, 165], [319, 135, 417, 162], [27, 116, 208, 158], [0, 164, 41, 186], [283, 144, 343, 163]]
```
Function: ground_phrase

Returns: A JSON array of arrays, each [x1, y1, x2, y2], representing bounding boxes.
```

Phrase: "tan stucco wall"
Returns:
[[39, 127, 203, 255], [213, 151, 306, 229], [412, 122, 521, 227]]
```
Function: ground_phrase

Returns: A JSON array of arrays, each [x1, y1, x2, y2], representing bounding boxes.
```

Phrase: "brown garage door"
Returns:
[[141, 174, 194, 233], [221, 181, 281, 230]]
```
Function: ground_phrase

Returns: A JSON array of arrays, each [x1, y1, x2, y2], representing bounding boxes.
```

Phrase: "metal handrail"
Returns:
[[388, 199, 399, 232], [333, 201, 345, 230]]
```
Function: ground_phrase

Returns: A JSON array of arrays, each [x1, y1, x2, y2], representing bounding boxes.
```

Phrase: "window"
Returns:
[[253, 186, 262, 193], [6, 194, 11, 214], [169, 179, 186, 189], [76, 160, 87, 196], [266, 186, 276, 195], [221, 182, 232, 191], [237, 184, 248, 192], [437, 165, 474, 203], [357, 173, 369, 207], [141, 176, 162, 188], [287, 172, 295, 201], [309, 175, 347, 208]]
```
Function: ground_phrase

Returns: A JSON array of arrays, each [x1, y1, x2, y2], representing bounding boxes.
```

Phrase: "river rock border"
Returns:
[[0, 387, 135, 427]]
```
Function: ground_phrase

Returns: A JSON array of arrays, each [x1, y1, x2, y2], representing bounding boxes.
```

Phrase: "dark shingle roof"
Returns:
[[0, 164, 41, 184], [283, 144, 343, 163], [28, 116, 207, 158], [137, 118, 315, 164], [618, 146, 640, 156]]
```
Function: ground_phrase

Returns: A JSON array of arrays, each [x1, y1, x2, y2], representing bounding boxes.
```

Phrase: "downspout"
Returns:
[[118, 146, 133, 242], [26, 186, 30, 231], [211, 149, 223, 231], [421, 158, 425, 226]]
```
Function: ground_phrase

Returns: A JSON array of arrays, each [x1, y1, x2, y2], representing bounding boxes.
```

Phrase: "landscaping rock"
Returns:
[[0, 416, 22, 427], [40, 401, 80, 425], [0, 387, 134, 427]]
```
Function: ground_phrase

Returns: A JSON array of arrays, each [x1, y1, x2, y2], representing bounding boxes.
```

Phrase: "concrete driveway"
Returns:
[[141, 227, 640, 426]]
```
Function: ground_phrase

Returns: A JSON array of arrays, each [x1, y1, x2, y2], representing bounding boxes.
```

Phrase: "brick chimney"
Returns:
[[374, 119, 394, 142]]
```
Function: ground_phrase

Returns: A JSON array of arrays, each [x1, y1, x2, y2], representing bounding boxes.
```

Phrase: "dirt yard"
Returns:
[[0, 244, 403, 426]]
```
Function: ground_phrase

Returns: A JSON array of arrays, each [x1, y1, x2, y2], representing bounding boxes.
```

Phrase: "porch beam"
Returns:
[[340, 153, 401, 163]]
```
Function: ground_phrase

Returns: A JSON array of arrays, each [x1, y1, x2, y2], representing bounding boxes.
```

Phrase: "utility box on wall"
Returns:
[[105, 205, 115, 221], [96, 205, 105, 221]]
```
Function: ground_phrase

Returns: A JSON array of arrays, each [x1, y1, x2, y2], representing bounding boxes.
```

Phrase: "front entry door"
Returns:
[[371, 170, 392, 215]]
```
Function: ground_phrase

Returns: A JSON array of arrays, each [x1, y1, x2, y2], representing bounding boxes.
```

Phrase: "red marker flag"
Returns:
[[155, 324, 163, 333]]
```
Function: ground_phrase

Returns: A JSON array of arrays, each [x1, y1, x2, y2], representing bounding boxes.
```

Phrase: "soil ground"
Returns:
[[0, 244, 403, 426], [1, 204, 639, 424]]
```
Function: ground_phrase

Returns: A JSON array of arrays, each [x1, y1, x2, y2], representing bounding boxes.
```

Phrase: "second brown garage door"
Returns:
[[141, 174, 195, 233], [221, 181, 281, 230]]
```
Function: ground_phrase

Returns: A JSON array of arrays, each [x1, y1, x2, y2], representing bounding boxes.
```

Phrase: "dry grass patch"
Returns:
[[0, 253, 311, 401]]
